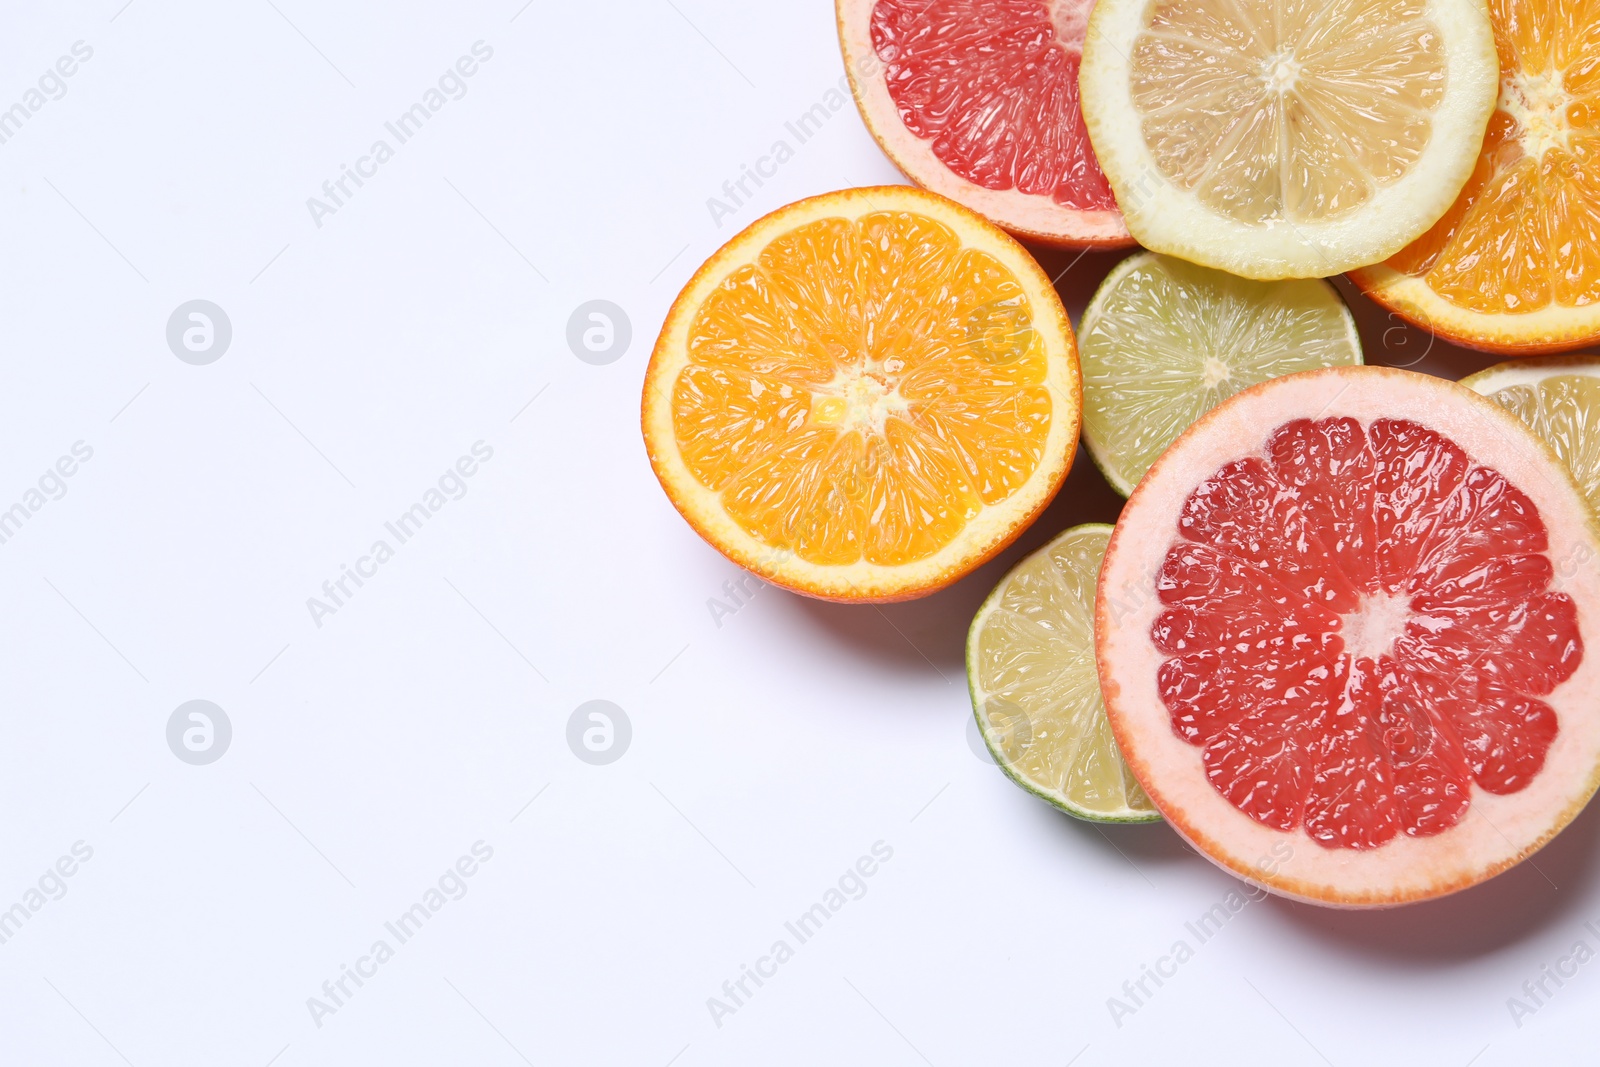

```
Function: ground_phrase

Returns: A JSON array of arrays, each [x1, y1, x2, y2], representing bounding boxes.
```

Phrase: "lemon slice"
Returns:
[[1080, 252, 1362, 496], [1464, 356, 1600, 516], [967, 524, 1159, 822], [1078, 0, 1500, 279]]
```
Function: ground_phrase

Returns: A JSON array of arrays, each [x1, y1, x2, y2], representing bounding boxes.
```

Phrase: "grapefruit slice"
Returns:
[[1079, 251, 1362, 496], [1097, 366, 1600, 906], [1078, 0, 1501, 279], [642, 187, 1081, 603], [837, 0, 1132, 248], [968, 524, 1160, 822], [1465, 356, 1600, 515], [1351, 2, 1600, 355]]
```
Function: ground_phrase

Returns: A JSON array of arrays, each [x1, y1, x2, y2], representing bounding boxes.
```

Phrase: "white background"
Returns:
[[0, 2, 1594, 1065]]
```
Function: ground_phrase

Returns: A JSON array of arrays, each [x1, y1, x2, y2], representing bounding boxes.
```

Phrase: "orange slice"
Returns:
[[642, 187, 1080, 602], [1352, 0, 1600, 353]]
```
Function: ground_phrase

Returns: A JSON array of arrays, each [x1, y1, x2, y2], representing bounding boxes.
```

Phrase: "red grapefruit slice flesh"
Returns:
[[1098, 367, 1600, 907], [838, 0, 1132, 248]]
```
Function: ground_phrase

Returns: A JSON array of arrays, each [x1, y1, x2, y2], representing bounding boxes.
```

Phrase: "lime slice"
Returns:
[[1079, 252, 1363, 495], [1463, 355, 1600, 516], [967, 523, 1158, 823]]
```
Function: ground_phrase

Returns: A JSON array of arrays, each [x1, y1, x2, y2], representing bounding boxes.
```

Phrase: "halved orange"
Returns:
[[1351, 1, 1600, 354], [642, 187, 1080, 602]]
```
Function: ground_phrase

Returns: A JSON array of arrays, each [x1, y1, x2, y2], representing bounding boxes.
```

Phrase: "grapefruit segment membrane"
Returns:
[[644, 187, 1081, 602], [1098, 367, 1600, 906], [1160, 420, 1577, 850], [839, 0, 1132, 246]]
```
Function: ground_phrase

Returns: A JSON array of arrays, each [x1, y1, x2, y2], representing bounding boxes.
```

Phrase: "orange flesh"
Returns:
[[671, 212, 1053, 567], [1388, 0, 1600, 312]]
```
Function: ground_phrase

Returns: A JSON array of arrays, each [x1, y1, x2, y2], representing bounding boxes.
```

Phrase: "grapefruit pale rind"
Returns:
[[838, 0, 1134, 249], [643, 187, 1081, 603], [1078, 0, 1501, 279], [1351, 264, 1600, 357], [1096, 367, 1600, 907]]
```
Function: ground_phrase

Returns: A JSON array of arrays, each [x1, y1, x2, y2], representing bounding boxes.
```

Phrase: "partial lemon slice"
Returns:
[[1463, 356, 1600, 515], [967, 524, 1159, 822], [1079, 0, 1500, 279], [1079, 252, 1362, 496]]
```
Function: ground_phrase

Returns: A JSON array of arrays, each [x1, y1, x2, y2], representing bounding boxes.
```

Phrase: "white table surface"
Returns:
[[0, 2, 1592, 1065]]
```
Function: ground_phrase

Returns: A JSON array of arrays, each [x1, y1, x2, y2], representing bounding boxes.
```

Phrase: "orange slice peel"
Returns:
[[642, 187, 1081, 602]]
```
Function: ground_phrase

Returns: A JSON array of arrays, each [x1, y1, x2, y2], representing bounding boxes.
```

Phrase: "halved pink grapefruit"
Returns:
[[838, 0, 1132, 248], [1097, 366, 1600, 907]]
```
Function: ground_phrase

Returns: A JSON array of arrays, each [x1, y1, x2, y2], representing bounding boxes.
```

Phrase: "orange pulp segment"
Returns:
[[645, 187, 1079, 601], [1388, 0, 1600, 314]]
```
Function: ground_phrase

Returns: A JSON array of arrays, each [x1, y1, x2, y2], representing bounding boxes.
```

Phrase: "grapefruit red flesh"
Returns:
[[1160, 421, 1577, 850], [1099, 367, 1600, 906], [839, 0, 1132, 247], [873, 0, 1114, 211]]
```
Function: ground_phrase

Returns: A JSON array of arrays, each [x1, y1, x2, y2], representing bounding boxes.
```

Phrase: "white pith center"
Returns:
[[1200, 356, 1232, 389], [810, 364, 909, 435], [1262, 53, 1302, 94], [1341, 592, 1412, 662], [1503, 70, 1573, 161], [1050, 1, 1090, 55]]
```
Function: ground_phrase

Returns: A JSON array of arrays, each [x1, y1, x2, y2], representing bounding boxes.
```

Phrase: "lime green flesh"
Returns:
[[967, 524, 1159, 822], [1464, 358, 1600, 517], [1079, 252, 1363, 495]]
